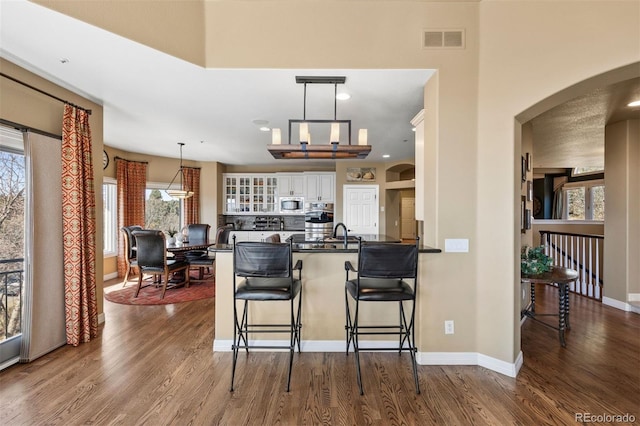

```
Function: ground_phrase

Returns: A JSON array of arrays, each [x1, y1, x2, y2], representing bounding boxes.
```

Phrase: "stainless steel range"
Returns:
[[304, 202, 334, 240]]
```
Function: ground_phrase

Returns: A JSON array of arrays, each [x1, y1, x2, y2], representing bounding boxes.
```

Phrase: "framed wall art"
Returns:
[[346, 167, 376, 182]]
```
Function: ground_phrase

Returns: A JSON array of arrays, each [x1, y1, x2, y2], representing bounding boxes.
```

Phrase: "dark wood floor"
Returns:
[[0, 281, 638, 425]]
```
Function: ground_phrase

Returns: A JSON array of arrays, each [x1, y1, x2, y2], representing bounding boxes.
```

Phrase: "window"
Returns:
[[145, 182, 181, 233], [564, 180, 604, 221], [572, 167, 604, 177], [103, 178, 117, 256], [591, 185, 605, 220], [566, 187, 585, 220], [0, 125, 25, 357]]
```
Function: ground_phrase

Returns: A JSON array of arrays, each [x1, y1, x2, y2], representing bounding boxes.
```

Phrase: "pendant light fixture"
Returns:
[[267, 76, 371, 159], [166, 142, 194, 199]]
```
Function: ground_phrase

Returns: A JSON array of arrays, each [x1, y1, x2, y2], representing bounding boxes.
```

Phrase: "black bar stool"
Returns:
[[230, 236, 303, 392], [344, 237, 420, 395]]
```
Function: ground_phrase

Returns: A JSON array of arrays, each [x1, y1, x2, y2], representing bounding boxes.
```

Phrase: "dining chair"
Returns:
[[230, 236, 303, 392], [264, 233, 281, 243], [132, 229, 190, 299], [344, 237, 420, 395], [186, 223, 216, 283], [120, 225, 142, 287]]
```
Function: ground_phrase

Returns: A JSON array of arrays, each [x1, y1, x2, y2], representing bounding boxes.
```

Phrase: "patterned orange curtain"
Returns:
[[61, 104, 98, 346], [116, 159, 147, 277], [183, 167, 200, 226]]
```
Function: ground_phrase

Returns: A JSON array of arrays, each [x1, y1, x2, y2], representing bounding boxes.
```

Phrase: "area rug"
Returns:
[[104, 278, 215, 306]]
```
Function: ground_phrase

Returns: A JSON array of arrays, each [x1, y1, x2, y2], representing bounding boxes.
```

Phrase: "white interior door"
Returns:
[[343, 185, 379, 235]]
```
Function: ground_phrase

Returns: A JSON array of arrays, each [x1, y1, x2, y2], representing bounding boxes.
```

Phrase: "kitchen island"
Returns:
[[211, 235, 440, 352]]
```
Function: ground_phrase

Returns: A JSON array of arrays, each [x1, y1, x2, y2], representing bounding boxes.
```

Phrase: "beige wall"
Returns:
[[605, 120, 640, 300], [0, 58, 106, 315]]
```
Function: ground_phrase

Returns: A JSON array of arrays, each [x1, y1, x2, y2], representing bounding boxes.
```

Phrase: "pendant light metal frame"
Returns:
[[267, 76, 371, 159], [166, 142, 194, 199]]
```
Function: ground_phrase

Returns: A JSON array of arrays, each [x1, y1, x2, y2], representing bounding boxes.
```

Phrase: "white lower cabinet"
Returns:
[[228, 231, 249, 242], [229, 231, 297, 242]]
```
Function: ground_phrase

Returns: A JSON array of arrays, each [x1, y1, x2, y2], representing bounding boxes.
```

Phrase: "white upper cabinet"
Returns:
[[276, 174, 305, 197], [223, 173, 278, 214], [305, 172, 335, 202]]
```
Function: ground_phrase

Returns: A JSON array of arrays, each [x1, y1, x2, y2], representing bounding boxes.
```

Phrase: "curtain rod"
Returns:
[[0, 118, 62, 140], [1, 72, 92, 115], [114, 156, 148, 164]]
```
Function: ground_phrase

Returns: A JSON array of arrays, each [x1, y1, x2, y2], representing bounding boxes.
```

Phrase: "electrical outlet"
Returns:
[[444, 239, 469, 253], [444, 320, 454, 335]]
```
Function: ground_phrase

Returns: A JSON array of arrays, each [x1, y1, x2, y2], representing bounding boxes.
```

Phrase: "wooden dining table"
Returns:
[[166, 239, 214, 260], [166, 239, 214, 281], [520, 266, 579, 347]]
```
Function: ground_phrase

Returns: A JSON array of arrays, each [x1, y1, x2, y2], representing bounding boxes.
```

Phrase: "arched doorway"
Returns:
[[515, 63, 640, 324], [384, 162, 416, 241]]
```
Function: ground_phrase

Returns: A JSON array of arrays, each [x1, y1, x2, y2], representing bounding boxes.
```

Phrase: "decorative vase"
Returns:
[[167, 236, 176, 245]]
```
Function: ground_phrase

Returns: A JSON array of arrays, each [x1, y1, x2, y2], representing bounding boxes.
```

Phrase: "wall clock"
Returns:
[[102, 150, 109, 169], [533, 196, 542, 216]]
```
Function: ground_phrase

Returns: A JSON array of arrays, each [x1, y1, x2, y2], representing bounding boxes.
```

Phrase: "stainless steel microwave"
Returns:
[[280, 197, 304, 214]]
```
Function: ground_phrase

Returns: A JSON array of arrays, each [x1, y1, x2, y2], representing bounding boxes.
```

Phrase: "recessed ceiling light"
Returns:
[[382, 154, 390, 158], [628, 100, 640, 107], [60, 58, 70, 64], [336, 93, 351, 100], [259, 127, 271, 132], [252, 119, 269, 126]]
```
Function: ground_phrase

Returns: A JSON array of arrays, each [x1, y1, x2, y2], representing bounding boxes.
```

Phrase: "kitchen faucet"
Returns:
[[333, 222, 349, 246]]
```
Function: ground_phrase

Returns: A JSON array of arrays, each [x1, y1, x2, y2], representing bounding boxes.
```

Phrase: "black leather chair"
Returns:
[[132, 229, 190, 299], [120, 225, 143, 287], [230, 236, 303, 392], [344, 237, 420, 395], [264, 233, 281, 243], [187, 223, 210, 242], [186, 224, 213, 281]]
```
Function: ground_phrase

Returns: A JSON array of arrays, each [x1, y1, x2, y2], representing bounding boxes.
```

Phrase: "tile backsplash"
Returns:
[[220, 215, 305, 231]]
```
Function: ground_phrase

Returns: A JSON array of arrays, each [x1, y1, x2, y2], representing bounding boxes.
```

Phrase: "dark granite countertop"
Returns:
[[210, 233, 441, 254]]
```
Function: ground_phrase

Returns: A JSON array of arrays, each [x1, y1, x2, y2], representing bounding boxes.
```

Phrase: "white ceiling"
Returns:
[[0, 0, 432, 166], [530, 77, 640, 169]]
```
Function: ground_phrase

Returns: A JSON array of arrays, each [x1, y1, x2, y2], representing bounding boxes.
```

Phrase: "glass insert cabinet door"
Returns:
[[252, 176, 277, 213], [224, 174, 278, 214], [225, 176, 251, 213]]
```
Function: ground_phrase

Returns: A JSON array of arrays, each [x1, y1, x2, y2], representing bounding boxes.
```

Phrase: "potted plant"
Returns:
[[521, 245, 553, 276], [166, 229, 177, 245]]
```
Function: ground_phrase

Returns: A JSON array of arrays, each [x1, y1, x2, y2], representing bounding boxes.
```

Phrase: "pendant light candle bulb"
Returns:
[[272, 128, 282, 145], [330, 122, 340, 143], [358, 129, 368, 146], [299, 123, 309, 143]]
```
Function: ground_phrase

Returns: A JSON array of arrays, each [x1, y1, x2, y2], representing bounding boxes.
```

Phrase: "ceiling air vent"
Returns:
[[423, 29, 465, 49]]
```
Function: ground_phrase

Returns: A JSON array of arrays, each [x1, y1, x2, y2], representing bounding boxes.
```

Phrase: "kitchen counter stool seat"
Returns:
[[230, 237, 303, 392], [344, 238, 420, 395]]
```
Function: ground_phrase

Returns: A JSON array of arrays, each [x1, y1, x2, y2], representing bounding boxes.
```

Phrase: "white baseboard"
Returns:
[[213, 339, 523, 377], [628, 293, 640, 302], [103, 272, 118, 281], [602, 296, 640, 313], [214, 339, 405, 353], [418, 351, 522, 378]]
